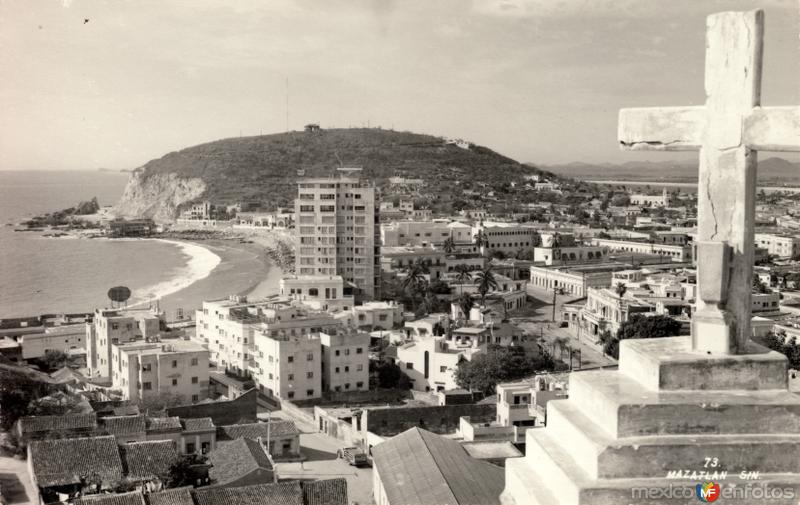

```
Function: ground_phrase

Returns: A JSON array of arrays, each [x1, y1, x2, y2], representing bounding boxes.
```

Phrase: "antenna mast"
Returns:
[[285, 77, 289, 133]]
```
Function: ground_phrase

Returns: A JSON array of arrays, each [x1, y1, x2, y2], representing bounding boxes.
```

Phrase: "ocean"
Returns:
[[0, 170, 261, 319]]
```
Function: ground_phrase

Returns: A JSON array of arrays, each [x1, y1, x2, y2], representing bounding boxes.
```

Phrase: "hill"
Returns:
[[542, 156, 800, 184], [115, 128, 552, 222]]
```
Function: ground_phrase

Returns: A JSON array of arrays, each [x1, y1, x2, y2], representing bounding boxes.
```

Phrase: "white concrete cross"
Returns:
[[618, 10, 800, 354]]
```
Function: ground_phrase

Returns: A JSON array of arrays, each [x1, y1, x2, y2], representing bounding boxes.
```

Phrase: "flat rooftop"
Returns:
[[116, 339, 205, 355], [462, 441, 524, 460]]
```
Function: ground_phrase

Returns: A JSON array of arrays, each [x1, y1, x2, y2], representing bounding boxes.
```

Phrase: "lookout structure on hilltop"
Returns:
[[503, 9, 800, 505]]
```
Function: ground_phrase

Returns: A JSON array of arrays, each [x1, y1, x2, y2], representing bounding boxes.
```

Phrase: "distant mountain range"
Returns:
[[541, 157, 800, 184]]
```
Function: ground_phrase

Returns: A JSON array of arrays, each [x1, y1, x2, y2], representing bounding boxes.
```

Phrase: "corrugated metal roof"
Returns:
[[372, 427, 504, 505]]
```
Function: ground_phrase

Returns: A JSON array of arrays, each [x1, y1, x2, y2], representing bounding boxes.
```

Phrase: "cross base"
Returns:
[[501, 336, 798, 505], [690, 308, 735, 354]]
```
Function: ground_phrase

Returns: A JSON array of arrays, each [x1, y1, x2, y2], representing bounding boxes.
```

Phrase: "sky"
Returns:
[[0, 0, 798, 171]]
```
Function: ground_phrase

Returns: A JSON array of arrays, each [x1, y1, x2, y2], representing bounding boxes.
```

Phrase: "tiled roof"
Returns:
[[121, 440, 180, 480], [144, 486, 194, 505], [100, 415, 147, 436], [208, 438, 273, 486], [146, 416, 182, 432], [193, 482, 303, 505], [28, 435, 124, 487], [302, 478, 348, 505], [371, 427, 505, 505], [17, 413, 97, 434], [181, 417, 215, 432], [217, 421, 299, 440], [72, 491, 146, 505]]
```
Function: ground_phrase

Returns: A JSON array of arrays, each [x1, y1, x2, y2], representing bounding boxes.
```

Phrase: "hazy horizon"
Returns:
[[2, 0, 798, 171]]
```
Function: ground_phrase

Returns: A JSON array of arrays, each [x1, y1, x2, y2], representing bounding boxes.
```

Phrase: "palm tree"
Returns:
[[442, 236, 456, 254], [454, 264, 472, 295], [402, 264, 427, 310], [615, 282, 628, 299], [475, 266, 499, 307], [553, 336, 569, 360], [474, 230, 489, 249], [458, 292, 474, 321]]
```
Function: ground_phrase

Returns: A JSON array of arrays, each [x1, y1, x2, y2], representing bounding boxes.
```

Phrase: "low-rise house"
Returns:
[[144, 486, 195, 505], [27, 435, 125, 503], [372, 427, 504, 505], [193, 482, 301, 505], [217, 421, 301, 461], [145, 417, 183, 446], [120, 440, 180, 490], [207, 437, 276, 488], [180, 417, 216, 456], [16, 413, 98, 445], [73, 490, 146, 505], [100, 415, 147, 444]]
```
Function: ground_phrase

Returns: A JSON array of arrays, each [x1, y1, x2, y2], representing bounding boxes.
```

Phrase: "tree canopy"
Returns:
[[602, 314, 683, 359], [454, 345, 555, 395]]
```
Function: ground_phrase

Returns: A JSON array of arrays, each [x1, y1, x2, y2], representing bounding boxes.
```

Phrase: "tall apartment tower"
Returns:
[[295, 168, 381, 300]]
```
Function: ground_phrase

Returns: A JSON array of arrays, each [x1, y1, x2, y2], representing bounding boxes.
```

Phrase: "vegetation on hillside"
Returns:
[[132, 128, 562, 210]]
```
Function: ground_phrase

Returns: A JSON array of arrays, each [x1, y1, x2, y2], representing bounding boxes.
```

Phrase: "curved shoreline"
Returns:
[[127, 238, 222, 309]]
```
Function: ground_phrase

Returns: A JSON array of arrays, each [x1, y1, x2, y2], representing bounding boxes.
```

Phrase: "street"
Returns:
[[263, 409, 374, 505], [516, 285, 617, 370]]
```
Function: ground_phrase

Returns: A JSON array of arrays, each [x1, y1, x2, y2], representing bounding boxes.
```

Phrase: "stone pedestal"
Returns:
[[501, 337, 800, 505]]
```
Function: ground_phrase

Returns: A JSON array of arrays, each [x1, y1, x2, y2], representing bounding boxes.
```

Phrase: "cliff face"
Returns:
[[114, 171, 206, 223]]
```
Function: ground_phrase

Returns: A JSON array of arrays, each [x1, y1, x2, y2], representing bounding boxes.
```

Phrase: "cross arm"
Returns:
[[745, 106, 800, 152], [618, 106, 705, 151]]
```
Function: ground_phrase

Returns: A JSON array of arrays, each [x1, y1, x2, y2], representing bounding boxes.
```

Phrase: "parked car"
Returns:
[[337, 446, 368, 467]]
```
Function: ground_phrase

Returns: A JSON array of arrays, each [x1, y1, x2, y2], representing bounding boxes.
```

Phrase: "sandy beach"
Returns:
[[153, 229, 291, 319]]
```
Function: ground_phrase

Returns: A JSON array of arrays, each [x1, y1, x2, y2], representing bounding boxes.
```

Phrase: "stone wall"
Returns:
[[167, 389, 257, 425], [364, 403, 496, 437]]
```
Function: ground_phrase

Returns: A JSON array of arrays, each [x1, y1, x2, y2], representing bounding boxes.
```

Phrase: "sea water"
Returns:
[[0, 170, 211, 317]]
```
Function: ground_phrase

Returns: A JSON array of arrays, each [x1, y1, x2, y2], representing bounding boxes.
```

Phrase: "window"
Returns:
[[335, 350, 340, 356], [356, 381, 364, 388], [356, 347, 363, 354], [288, 356, 294, 363], [172, 360, 178, 368], [143, 382, 152, 390], [335, 367, 340, 373], [288, 391, 295, 399], [288, 373, 294, 380], [440, 366, 447, 373], [186, 443, 196, 454], [307, 353, 314, 361], [344, 383, 350, 390], [142, 364, 152, 372], [191, 376, 198, 384], [307, 389, 315, 396], [172, 378, 178, 386], [356, 364, 363, 371], [307, 372, 314, 378], [344, 349, 350, 356], [191, 357, 198, 366], [406, 363, 413, 370], [344, 366, 349, 372], [191, 394, 199, 402]]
